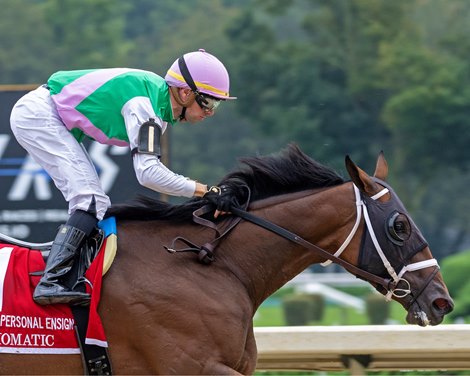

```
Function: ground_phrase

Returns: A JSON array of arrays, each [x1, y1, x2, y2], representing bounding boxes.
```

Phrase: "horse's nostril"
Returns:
[[433, 298, 453, 314]]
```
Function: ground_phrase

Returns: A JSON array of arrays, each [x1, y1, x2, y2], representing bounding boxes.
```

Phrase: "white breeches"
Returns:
[[10, 86, 111, 220]]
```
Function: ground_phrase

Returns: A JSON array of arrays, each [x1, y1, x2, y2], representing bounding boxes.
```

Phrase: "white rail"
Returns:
[[255, 324, 470, 374]]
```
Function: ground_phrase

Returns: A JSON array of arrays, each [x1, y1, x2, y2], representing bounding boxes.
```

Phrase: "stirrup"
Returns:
[[34, 290, 91, 306], [33, 279, 91, 306]]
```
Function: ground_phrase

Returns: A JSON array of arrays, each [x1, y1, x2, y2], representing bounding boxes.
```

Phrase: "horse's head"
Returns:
[[345, 152, 454, 326]]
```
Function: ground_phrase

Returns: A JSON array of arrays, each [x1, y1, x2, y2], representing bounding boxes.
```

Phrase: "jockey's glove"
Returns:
[[203, 185, 241, 213]]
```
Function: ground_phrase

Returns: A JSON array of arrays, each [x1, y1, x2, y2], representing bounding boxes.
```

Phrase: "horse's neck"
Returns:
[[226, 182, 358, 308]]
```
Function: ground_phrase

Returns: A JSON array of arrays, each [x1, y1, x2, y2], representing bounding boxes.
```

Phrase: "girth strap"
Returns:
[[72, 305, 112, 375]]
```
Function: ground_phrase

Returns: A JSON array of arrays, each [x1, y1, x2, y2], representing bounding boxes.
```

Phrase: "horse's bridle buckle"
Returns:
[[386, 277, 411, 301]]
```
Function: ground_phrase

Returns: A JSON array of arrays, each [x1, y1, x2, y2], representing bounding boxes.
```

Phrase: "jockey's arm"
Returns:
[[122, 98, 207, 198]]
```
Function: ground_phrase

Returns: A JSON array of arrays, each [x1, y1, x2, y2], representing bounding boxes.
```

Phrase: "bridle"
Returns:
[[166, 182, 439, 307], [230, 182, 440, 307], [318, 184, 439, 304]]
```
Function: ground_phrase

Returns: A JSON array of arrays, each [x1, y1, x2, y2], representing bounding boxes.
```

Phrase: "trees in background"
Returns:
[[0, 0, 468, 257], [227, 0, 470, 258]]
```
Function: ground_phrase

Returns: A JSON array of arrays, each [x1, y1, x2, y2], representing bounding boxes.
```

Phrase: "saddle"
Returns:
[[0, 217, 117, 375], [0, 228, 102, 271], [0, 232, 52, 253], [0, 218, 117, 278]]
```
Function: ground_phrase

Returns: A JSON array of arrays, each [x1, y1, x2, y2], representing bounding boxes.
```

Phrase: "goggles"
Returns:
[[178, 56, 222, 113], [196, 94, 221, 113]]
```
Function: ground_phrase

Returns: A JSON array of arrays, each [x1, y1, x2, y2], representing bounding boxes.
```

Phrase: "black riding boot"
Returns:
[[33, 210, 98, 306]]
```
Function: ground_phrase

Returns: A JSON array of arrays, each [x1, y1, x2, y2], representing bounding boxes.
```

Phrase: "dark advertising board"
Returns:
[[0, 87, 153, 242]]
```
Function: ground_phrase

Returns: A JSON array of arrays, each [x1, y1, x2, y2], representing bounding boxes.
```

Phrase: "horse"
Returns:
[[0, 144, 453, 375]]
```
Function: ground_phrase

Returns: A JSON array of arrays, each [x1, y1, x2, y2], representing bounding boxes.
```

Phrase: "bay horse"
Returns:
[[0, 144, 453, 375]]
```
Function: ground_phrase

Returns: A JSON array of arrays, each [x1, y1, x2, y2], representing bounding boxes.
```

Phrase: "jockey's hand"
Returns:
[[214, 209, 228, 219], [203, 185, 240, 217]]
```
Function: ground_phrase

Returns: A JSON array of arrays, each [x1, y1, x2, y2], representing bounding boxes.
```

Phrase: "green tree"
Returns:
[[227, 0, 412, 169], [378, 0, 470, 254], [0, 0, 132, 82], [43, 0, 131, 70], [1, 0, 469, 255], [227, 0, 470, 255], [0, 0, 53, 83]]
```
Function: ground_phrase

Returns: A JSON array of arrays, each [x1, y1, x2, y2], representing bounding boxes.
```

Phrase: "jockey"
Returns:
[[10, 49, 236, 306]]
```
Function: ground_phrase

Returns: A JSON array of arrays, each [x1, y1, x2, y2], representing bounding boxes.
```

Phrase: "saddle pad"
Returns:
[[0, 217, 117, 354], [0, 245, 79, 354]]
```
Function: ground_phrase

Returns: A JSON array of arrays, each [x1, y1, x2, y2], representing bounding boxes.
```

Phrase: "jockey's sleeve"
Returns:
[[122, 97, 196, 197], [132, 154, 196, 197]]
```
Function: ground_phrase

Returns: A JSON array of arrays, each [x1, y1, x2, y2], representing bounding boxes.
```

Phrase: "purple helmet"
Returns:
[[165, 49, 236, 100]]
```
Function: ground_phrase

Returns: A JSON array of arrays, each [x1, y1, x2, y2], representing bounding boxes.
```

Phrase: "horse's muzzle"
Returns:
[[406, 295, 454, 326]]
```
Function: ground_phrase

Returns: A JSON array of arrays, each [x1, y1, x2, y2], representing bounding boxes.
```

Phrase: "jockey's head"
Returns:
[[165, 49, 236, 118]]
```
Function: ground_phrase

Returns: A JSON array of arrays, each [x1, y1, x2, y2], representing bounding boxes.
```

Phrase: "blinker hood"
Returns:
[[358, 178, 428, 278]]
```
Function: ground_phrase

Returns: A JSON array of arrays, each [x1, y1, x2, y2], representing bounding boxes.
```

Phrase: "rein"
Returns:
[[229, 205, 393, 291], [164, 203, 247, 264], [166, 182, 438, 304]]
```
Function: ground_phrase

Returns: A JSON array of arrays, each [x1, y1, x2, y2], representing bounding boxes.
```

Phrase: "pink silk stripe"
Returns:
[[52, 68, 136, 146]]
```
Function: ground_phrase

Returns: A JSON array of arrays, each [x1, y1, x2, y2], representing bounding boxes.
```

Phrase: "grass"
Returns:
[[253, 284, 459, 327], [254, 301, 404, 326], [253, 293, 408, 327]]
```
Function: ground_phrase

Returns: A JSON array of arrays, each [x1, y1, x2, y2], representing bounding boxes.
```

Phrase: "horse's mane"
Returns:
[[106, 144, 345, 222]]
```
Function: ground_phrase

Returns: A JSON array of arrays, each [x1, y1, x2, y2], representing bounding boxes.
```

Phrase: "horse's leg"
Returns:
[[202, 325, 258, 375], [237, 325, 258, 375]]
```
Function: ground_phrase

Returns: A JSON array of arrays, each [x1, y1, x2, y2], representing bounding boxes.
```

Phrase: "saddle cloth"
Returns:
[[0, 217, 117, 354]]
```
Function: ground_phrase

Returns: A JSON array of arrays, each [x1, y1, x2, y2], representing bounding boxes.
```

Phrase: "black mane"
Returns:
[[106, 144, 344, 222]]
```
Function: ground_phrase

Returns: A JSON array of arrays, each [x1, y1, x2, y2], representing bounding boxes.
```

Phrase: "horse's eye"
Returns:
[[387, 212, 411, 245]]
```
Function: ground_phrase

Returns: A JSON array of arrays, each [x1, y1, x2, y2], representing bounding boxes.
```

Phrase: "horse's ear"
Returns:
[[374, 151, 388, 180], [345, 155, 377, 196]]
